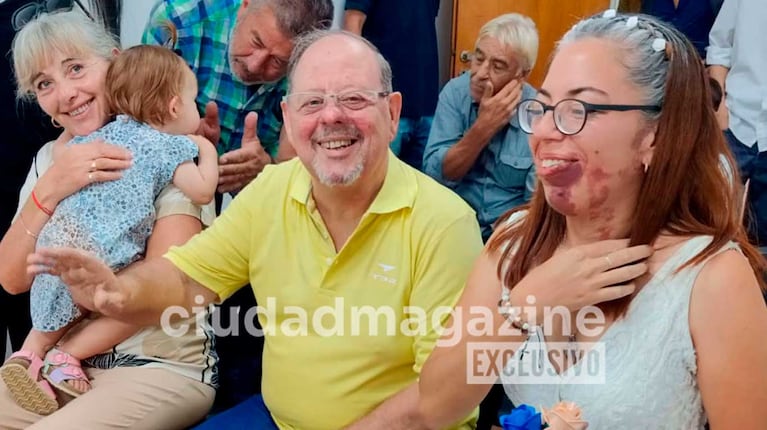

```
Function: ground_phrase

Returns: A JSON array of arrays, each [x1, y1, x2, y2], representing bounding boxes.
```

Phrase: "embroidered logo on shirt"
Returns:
[[377, 263, 396, 272], [372, 263, 397, 284]]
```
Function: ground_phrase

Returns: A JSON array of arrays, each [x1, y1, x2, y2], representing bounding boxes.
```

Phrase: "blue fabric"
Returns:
[[345, 0, 440, 119], [725, 128, 767, 247], [30, 116, 198, 331], [208, 287, 264, 413], [641, 0, 716, 58], [391, 116, 433, 171], [423, 73, 536, 241], [194, 394, 278, 430]]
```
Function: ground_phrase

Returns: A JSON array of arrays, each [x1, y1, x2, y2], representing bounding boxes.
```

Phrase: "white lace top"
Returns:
[[502, 235, 736, 429]]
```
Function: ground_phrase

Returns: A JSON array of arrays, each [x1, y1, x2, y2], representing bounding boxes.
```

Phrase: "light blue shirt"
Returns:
[[423, 72, 536, 241], [707, 0, 767, 151]]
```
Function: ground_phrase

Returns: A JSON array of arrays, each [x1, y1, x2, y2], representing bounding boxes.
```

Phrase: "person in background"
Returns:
[[641, 0, 719, 59], [344, 0, 440, 171], [423, 13, 538, 243], [707, 0, 767, 254], [143, 0, 334, 193]]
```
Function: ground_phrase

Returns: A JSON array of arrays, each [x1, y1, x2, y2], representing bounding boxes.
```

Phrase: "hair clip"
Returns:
[[602, 9, 617, 18], [626, 16, 638, 28], [651, 37, 673, 60]]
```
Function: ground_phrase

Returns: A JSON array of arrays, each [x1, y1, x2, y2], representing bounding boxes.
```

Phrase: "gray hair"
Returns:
[[12, 10, 119, 99], [477, 13, 539, 73], [286, 29, 393, 93], [558, 12, 693, 121], [248, 0, 334, 39]]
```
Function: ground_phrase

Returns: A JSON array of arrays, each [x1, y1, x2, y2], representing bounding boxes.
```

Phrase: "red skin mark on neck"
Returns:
[[587, 167, 615, 238], [596, 208, 616, 239]]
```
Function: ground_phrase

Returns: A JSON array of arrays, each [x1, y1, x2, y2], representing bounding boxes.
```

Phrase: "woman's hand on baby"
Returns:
[[36, 139, 132, 208]]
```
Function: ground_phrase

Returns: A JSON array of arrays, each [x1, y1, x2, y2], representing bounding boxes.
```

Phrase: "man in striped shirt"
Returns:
[[143, 0, 333, 194]]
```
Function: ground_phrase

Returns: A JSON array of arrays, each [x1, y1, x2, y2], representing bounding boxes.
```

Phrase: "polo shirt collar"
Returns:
[[288, 150, 416, 214]]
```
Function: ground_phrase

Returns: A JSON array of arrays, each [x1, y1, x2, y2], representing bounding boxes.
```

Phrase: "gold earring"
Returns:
[[51, 117, 62, 128]]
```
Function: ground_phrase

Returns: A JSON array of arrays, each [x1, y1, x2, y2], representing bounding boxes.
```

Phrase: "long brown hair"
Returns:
[[488, 13, 766, 318]]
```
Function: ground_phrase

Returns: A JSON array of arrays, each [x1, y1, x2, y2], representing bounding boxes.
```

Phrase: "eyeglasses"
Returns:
[[284, 90, 390, 115], [12, 0, 94, 31], [517, 98, 662, 136]]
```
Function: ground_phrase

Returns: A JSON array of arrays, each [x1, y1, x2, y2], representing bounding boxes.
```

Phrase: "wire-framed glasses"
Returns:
[[283, 90, 390, 115]]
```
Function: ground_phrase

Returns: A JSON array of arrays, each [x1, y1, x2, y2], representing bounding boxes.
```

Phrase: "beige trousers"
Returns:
[[0, 366, 215, 430]]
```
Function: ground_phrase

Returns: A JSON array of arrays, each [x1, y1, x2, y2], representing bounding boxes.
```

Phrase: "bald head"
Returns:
[[279, 29, 402, 190], [286, 30, 392, 94]]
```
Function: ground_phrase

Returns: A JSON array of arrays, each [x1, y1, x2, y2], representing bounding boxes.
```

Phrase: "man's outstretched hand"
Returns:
[[28, 247, 122, 315]]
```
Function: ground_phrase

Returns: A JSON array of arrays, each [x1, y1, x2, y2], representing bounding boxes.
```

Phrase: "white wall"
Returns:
[[120, 0, 157, 47], [120, 0, 453, 85], [331, 0, 345, 29]]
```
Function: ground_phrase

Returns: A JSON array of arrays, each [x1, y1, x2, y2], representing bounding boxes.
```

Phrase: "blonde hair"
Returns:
[[105, 45, 193, 125], [476, 13, 539, 73], [12, 10, 119, 99]]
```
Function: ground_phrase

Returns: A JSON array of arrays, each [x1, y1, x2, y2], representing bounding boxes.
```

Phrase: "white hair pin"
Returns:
[[602, 9, 617, 18], [626, 16, 639, 28], [652, 38, 667, 52]]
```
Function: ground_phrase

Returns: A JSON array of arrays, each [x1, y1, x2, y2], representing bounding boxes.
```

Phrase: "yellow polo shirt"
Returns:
[[166, 152, 482, 429]]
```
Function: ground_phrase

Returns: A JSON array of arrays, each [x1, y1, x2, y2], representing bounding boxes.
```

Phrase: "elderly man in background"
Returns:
[[423, 13, 538, 243]]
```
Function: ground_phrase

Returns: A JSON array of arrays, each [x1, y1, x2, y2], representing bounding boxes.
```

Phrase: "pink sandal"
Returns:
[[0, 350, 59, 415], [42, 349, 91, 399]]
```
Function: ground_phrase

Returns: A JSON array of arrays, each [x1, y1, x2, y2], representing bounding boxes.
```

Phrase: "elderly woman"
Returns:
[[0, 11, 215, 429], [416, 12, 767, 430]]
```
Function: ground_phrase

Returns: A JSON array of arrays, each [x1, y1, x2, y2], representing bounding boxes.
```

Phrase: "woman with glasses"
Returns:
[[0, 10, 215, 430], [416, 11, 767, 429]]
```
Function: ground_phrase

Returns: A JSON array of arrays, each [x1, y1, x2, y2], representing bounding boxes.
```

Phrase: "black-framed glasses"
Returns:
[[283, 90, 390, 115], [12, 0, 94, 31], [517, 98, 662, 136]]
